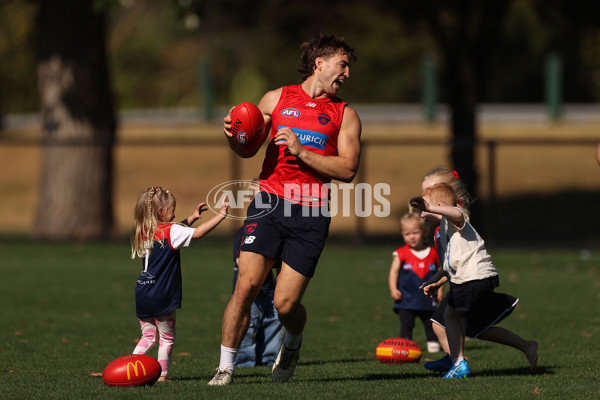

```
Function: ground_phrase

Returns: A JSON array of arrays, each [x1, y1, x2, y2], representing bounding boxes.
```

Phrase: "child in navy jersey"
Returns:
[[130, 186, 228, 381], [388, 212, 442, 353]]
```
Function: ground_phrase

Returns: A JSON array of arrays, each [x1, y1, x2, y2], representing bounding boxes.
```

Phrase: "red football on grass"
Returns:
[[228, 102, 266, 158], [375, 338, 422, 364], [102, 354, 161, 387]]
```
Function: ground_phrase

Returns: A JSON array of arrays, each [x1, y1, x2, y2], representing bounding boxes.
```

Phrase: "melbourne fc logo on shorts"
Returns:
[[245, 223, 257, 235], [318, 113, 330, 125]]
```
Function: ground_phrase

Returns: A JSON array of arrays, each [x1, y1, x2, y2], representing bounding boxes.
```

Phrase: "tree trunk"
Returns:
[[445, 56, 482, 227], [425, 0, 510, 230], [444, 49, 478, 211], [35, 0, 116, 240]]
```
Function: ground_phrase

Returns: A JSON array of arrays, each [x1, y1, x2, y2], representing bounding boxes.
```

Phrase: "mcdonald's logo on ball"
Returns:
[[126, 359, 146, 380], [102, 354, 161, 387]]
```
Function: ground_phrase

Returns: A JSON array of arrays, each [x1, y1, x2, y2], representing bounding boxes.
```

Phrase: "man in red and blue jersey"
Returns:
[[209, 34, 361, 386]]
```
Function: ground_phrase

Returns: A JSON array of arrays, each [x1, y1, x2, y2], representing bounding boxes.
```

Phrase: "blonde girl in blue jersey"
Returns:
[[130, 187, 228, 381]]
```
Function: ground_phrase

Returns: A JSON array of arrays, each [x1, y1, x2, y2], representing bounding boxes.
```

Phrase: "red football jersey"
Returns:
[[393, 245, 439, 311], [394, 245, 439, 280], [260, 84, 347, 206]]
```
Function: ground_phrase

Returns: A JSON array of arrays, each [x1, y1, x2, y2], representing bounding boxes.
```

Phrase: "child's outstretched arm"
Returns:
[[181, 202, 209, 226], [435, 262, 444, 302], [419, 269, 447, 298], [409, 197, 465, 228], [192, 202, 229, 239], [388, 257, 402, 301], [420, 276, 448, 298]]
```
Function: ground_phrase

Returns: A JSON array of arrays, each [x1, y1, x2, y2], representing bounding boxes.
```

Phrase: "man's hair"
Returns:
[[421, 182, 458, 207], [298, 34, 357, 81]]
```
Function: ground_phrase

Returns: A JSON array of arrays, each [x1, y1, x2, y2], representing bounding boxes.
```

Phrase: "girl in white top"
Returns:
[[410, 182, 537, 378], [435, 203, 497, 285]]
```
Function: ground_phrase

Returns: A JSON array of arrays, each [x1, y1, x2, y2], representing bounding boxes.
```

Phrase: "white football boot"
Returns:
[[208, 368, 234, 386]]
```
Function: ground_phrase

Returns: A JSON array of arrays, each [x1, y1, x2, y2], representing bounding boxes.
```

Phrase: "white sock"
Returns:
[[453, 356, 464, 366], [218, 345, 238, 372], [427, 341, 441, 352], [284, 333, 302, 350]]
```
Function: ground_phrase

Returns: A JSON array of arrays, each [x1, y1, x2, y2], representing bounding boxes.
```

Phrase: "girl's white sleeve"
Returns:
[[169, 224, 196, 249]]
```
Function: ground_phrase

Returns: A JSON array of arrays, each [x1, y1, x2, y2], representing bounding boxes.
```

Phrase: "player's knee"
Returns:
[[233, 278, 263, 304], [273, 296, 299, 317]]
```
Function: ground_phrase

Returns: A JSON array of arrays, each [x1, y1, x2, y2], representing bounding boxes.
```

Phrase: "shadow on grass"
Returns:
[[171, 365, 556, 385], [171, 358, 372, 382], [470, 365, 556, 377], [300, 358, 372, 366], [304, 365, 556, 383], [170, 376, 212, 382], [361, 365, 556, 382]]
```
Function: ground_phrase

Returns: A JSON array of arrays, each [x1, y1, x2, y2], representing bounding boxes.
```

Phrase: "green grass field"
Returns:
[[1, 239, 598, 399]]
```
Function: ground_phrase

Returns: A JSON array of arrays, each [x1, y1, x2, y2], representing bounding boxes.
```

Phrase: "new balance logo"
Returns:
[[305, 102, 316, 108]]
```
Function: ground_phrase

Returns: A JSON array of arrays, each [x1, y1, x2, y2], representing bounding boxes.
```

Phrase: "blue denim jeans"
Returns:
[[235, 290, 285, 367]]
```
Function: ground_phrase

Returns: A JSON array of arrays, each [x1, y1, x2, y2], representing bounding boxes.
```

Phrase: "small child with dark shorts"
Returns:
[[410, 182, 537, 379]]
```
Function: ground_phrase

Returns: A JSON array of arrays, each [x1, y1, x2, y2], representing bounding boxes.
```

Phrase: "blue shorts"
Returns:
[[240, 191, 330, 278]]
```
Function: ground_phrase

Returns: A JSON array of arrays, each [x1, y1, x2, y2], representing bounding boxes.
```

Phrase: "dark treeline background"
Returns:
[[1, 0, 599, 114], [1, 0, 599, 241]]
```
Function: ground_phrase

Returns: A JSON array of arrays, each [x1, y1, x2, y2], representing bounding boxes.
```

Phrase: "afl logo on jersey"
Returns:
[[281, 108, 300, 118], [318, 113, 330, 125]]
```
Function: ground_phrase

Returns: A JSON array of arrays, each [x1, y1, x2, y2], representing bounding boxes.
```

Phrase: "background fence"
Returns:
[[357, 138, 599, 247], [2, 123, 598, 248]]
